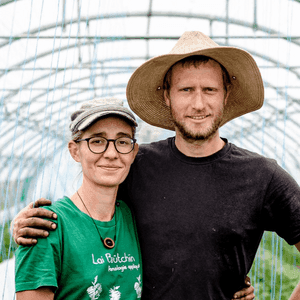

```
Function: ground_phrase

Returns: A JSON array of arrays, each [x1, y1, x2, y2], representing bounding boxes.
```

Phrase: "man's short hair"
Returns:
[[163, 55, 232, 98]]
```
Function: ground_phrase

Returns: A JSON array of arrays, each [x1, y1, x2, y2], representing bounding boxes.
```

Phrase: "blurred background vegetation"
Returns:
[[249, 232, 300, 299]]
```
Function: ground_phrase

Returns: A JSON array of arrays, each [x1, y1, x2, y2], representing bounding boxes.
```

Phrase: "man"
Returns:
[[13, 32, 300, 299]]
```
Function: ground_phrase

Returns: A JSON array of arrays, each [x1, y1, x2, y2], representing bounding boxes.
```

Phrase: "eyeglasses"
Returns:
[[75, 136, 136, 154]]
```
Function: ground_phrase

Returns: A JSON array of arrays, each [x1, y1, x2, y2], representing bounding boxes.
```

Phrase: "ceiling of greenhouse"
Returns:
[[0, 0, 300, 187]]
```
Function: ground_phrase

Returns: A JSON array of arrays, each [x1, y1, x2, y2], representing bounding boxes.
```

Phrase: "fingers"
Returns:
[[232, 285, 255, 299], [16, 237, 38, 246], [12, 202, 57, 246], [23, 207, 57, 220], [245, 276, 251, 286], [19, 217, 57, 231], [18, 227, 50, 238], [13, 217, 57, 246], [29, 198, 52, 209]]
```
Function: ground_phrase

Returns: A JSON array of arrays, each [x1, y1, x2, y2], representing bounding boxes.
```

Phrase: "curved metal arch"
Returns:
[[1, 38, 298, 117], [229, 115, 300, 160], [0, 82, 133, 163], [225, 104, 300, 150], [235, 135, 300, 177], [1, 73, 129, 120], [230, 80, 300, 132], [0, 83, 129, 145], [224, 119, 300, 175], [2, 81, 298, 148], [0, 48, 142, 104], [0, 55, 142, 109], [1, 46, 297, 106], [1, 149, 64, 181], [1, 10, 300, 45], [5, 78, 293, 140], [0, 18, 300, 123], [1, 1, 299, 91], [0, 10, 299, 71], [1, 73, 297, 149], [240, 130, 300, 173], [4, 109, 300, 185], [2, 113, 300, 188], [0, 0, 299, 180], [1, 72, 297, 154]]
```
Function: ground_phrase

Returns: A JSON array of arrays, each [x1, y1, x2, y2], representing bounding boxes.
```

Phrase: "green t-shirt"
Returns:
[[15, 197, 143, 299]]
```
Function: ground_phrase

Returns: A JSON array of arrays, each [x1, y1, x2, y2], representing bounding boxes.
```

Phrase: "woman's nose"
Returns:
[[103, 141, 119, 158]]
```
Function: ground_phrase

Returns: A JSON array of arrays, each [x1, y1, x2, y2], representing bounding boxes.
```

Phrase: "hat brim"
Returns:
[[77, 109, 138, 132], [126, 47, 264, 131]]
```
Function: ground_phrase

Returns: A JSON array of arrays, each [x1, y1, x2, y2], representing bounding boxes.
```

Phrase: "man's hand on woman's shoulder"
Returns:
[[12, 198, 57, 246]]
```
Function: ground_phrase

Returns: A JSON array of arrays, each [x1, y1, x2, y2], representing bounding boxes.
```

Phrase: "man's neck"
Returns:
[[174, 131, 226, 158]]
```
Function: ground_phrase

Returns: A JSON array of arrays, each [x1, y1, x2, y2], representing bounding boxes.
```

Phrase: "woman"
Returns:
[[15, 98, 142, 299]]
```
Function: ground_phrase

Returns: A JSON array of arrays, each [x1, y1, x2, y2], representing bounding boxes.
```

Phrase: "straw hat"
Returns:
[[126, 31, 264, 131]]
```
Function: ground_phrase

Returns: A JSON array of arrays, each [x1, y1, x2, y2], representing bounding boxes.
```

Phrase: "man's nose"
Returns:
[[191, 90, 205, 110]]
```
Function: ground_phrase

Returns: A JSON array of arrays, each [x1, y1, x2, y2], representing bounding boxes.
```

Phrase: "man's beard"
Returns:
[[170, 105, 224, 143]]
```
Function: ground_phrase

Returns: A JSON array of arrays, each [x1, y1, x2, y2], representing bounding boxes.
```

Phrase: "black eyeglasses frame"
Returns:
[[75, 136, 136, 154]]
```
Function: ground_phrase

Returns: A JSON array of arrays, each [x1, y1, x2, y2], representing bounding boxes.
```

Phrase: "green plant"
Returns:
[[249, 232, 300, 299], [0, 222, 17, 263]]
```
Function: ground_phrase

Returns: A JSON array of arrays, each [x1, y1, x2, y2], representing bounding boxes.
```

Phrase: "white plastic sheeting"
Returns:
[[1, 0, 300, 299]]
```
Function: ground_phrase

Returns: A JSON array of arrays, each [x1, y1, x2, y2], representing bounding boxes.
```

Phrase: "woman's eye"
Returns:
[[118, 139, 131, 145], [91, 138, 105, 144]]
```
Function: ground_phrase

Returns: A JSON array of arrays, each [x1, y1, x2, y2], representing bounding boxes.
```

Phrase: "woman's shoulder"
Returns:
[[116, 200, 135, 218], [116, 200, 130, 211], [43, 196, 75, 219]]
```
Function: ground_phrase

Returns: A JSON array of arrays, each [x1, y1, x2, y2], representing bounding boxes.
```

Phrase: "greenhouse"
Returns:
[[1, 0, 300, 299]]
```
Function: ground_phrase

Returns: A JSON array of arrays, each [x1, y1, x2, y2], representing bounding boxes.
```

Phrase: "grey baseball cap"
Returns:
[[69, 98, 138, 133]]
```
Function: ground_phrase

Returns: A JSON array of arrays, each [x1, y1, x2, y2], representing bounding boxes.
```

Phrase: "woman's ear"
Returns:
[[68, 140, 81, 162], [130, 143, 139, 164], [133, 143, 139, 157]]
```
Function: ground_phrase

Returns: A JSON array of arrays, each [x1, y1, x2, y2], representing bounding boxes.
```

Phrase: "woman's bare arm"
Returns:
[[16, 287, 54, 300]]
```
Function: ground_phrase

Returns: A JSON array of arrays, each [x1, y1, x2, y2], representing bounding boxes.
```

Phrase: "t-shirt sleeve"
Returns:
[[262, 163, 300, 245], [15, 215, 61, 292]]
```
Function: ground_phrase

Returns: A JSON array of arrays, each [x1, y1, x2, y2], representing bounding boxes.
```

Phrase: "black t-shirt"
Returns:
[[118, 137, 300, 299]]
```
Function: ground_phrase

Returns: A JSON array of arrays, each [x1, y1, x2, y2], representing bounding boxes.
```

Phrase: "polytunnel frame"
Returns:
[[0, 2, 300, 292], [0, 1, 299, 206]]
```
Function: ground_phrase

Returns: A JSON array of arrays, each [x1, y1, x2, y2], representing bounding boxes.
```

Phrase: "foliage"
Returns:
[[249, 231, 300, 299], [0, 222, 17, 263]]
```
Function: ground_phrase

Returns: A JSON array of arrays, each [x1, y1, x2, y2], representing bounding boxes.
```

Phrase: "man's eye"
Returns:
[[205, 87, 216, 92]]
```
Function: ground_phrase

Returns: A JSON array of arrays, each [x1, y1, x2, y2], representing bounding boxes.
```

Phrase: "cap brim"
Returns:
[[78, 110, 138, 131]]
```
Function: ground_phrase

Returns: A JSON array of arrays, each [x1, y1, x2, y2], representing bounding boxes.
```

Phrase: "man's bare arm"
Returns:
[[12, 198, 57, 246]]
